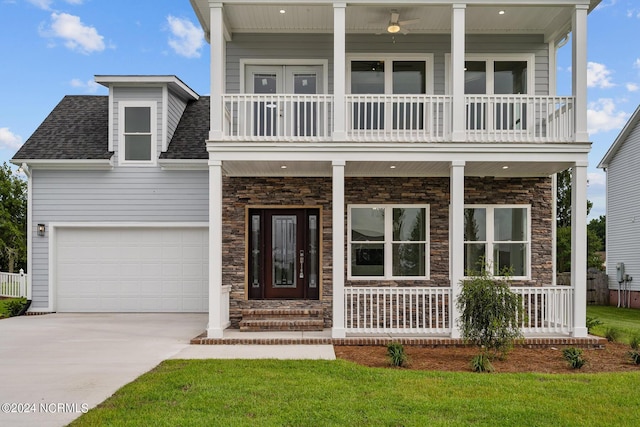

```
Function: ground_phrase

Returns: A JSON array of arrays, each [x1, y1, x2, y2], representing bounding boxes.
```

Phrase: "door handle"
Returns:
[[299, 250, 304, 279]]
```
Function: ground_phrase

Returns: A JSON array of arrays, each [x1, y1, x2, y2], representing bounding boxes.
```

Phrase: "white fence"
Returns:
[[512, 286, 574, 335], [0, 269, 28, 298], [344, 287, 451, 334], [464, 95, 575, 143]]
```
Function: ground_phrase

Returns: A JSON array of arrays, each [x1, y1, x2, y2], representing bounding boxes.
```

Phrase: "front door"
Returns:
[[248, 209, 320, 300]]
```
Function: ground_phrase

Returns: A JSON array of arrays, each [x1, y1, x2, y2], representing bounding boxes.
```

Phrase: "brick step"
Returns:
[[241, 308, 323, 320], [239, 318, 325, 332]]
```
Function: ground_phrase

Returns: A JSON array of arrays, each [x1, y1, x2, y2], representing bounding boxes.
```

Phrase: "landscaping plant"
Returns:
[[386, 342, 408, 367], [456, 263, 523, 372], [605, 327, 620, 343], [586, 316, 602, 333], [563, 347, 586, 369]]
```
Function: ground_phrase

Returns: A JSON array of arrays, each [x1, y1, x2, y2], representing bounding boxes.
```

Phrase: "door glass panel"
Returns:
[[465, 61, 487, 130], [308, 215, 318, 288], [393, 61, 425, 130], [272, 215, 297, 288], [251, 215, 261, 288], [253, 73, 278, 136], [351, 61, 385, 130], [293, 73, 317, 137], [494, 61, 527, 94]]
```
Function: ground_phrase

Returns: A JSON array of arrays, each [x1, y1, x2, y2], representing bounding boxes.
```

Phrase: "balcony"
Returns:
[[221, 94, 575, 143]]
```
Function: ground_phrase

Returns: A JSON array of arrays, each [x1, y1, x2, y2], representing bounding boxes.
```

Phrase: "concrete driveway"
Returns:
[[0, 313, 206, 427]]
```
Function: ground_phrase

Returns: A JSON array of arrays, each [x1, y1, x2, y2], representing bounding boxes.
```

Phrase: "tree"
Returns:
[[0, 163, 27, 273], [587, 215, 606, 252], [556, 168, 592, 227]]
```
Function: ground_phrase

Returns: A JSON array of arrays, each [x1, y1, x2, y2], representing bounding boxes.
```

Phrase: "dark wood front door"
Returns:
[[249, 209, 320, 300]]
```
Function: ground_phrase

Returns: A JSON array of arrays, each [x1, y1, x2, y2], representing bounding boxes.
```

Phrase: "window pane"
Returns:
[[393, 208, 425, 241], [494, 61, 527, 94], [493, 243, 527, 276], [125, 107, 151, 133], [464, 243, 486, 275], [392, 243, 426, 276], [393, 61, 425, 94], [251, 215, 261, 288], [351, 61, 385, 94], [351, 243, 384, 276], [464, 208, 486, 241], [253, 73, 278, 94], [494, 208, 527, 241], [351, 208, 385, 241], [124, 135, 151, 161], [464, 61, 486, 94]]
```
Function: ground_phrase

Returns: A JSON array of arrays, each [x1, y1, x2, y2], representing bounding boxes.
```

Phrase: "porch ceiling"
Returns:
[[191, 1, 601, 43], [220, 159, 574, 177]]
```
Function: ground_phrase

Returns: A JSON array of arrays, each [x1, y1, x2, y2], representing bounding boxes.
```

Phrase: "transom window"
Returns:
[[119, 101, 156, 164], [464, 205, 530, 278], [348, 205, 429, 279]]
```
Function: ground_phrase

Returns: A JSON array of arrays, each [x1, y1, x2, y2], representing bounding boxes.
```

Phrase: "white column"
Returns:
[[571, 162, 588, 337], [572, 5, 589, 142], [332, 160, 346, 338], [333, 3, 346, 141], [209, 2, 224, 141], [451, 4, 466, 142], [207, 159, 224, 338], [449, 160, 465, 338]]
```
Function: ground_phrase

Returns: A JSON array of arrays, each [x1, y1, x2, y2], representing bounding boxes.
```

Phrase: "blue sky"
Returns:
[[1, 0, 639, 220]]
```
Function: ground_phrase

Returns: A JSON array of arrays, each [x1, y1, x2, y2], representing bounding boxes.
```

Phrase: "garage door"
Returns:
[[55, 227, 208, 312]]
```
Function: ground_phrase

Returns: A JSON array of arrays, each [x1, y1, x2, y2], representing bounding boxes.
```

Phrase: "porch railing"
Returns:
[[223, 94, 333, 142], [464, 95, 575, 143], [344, 287, 451, 334], [512, 286, 574, 335], [345, 94, 451, 142], [0, 269, 28, 298]]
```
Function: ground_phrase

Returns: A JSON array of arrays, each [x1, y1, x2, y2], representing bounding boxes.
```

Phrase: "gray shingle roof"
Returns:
[[13, 96, 111, 160], [12, 95, 210, 161], [161, 96, 209, 160]]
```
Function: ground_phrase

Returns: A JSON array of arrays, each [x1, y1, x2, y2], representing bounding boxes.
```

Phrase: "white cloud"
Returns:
[[596, 0, 616, 9], [626, 83, 639, 92], [70, 78, 100, 93], [27, 0, 54, 10], [587, 172, 606, 188], [587, 62, 615, 88], [587, 98, 629, 135], [634, 58, 640, 69], [0, 128, 23, 151], [41, 13, 105, 54], [166, 16, 204, 59]]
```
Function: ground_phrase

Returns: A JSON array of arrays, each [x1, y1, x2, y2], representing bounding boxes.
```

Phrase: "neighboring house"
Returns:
[[598, 104, 640, 309], [12, 0, 600, 339]]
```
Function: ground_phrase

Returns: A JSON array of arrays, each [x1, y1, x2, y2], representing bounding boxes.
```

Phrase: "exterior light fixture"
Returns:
[[280, 165, 287, 169], [279, 9, 286, 14], [37, 224, 45, 236], [499, 10, 505, 15], [390, 165, 397, 169], [502, 165, 509, 170], [387, 23, 401, 33]]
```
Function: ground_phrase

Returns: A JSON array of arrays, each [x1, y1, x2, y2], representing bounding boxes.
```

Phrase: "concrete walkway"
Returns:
[[0, 313, 335, 427]]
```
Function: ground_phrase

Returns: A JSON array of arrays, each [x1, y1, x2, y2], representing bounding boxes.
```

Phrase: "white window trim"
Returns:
[[463, 204, 532, 280], [118, 100, 158, 166], [444, 53, 535, 95], [348, 204, 430, 280], [346, 53, 434, 95]]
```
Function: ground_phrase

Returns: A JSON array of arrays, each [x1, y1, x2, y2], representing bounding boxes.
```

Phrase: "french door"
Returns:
[[245, 65, 323, 137], [248, 209, 320, 300]]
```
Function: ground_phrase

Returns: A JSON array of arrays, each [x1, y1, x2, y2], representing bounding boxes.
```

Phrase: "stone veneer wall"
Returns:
[[222, 175, 553, 327]]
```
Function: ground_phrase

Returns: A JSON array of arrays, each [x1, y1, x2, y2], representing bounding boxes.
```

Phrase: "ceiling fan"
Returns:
[[381, 10, 420, 35]]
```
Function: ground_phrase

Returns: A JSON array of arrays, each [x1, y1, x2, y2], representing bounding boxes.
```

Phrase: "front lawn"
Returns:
[[71, 359, 640, 426], [587, 305, 640, 343]]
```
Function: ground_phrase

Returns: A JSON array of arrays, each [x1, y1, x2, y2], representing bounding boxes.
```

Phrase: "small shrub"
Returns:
[[4, 298, 27, 317], [605, 327, 620, 343], [386, 343, 408, 367], [586, 316, 602, 333], [628, 350, 640, 365], [470, 353, 494, 373], [630, 334, 640, 351], [563, 347, 586, 369]]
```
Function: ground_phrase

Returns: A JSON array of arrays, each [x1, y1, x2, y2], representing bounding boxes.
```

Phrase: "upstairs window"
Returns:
[[119, 101, 156, 165]]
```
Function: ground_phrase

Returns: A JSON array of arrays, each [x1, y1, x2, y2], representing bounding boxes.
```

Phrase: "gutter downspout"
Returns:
[[19, 163, 33, 308]]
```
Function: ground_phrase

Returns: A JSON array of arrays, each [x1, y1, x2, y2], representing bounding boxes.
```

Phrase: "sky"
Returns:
[[1, 0, 639, 221]]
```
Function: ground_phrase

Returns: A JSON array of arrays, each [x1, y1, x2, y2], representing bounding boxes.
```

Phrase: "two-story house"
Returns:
[[12, 0, 599, 340]]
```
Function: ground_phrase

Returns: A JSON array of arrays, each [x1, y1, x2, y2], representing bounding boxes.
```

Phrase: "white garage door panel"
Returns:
[[56, 227, 208, 312]]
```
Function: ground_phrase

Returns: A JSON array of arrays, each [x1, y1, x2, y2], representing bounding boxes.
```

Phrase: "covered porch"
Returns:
[[205, 142, 591, 339]]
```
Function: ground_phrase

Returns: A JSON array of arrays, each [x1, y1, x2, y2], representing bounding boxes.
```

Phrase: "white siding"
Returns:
[[606, 119, 640, 291], [30, 168, 209, 309]]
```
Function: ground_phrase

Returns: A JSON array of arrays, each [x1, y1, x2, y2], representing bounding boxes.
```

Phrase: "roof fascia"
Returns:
[[95, 75, 199, 100], [158, 159, 208, 170], [10, 159, 114, 170], [598, 104, 640, 169]]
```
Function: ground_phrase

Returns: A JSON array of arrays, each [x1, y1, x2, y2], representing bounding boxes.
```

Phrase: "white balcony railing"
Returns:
[[344, 286, 451, 334], [464, 95, 575, 143], [0, 269, 27, 298], [223, 94, 333, 142], [220, 94, 575, 143], [345, 94, 451, 142], [512, 286, 574, 335]]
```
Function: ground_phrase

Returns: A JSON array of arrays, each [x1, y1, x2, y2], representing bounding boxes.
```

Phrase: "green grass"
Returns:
[[70, 359, 640, 427], [587, 305, 640, 344]]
